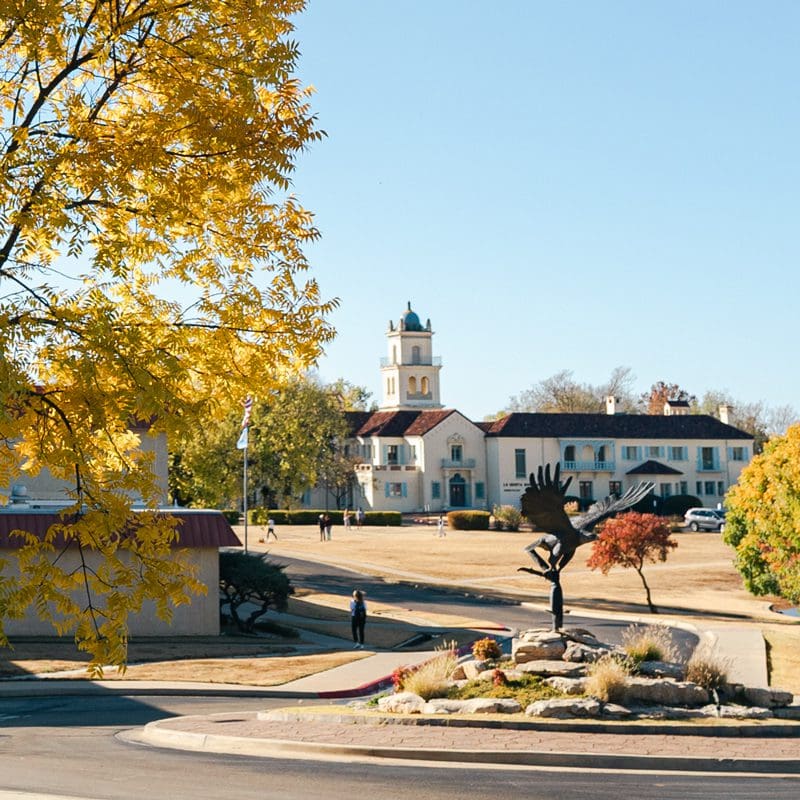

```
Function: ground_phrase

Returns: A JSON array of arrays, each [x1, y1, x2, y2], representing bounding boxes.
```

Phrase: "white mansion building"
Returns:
[[327, 303, 754, 515]]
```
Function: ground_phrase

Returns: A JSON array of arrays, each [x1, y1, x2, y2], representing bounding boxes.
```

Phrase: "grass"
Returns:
[[685, 645, 730, 691], [398, 642, 459, 700], [622, 624, 678, 666], [584, 655, 630, 702], [449, 673, 562, 707]]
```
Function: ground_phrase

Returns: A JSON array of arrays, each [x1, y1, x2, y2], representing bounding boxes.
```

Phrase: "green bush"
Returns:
[[222, 509, 241, 525], [446, 510, 490, 530], [492, 505, 522, 532], [660, 495, 702, 518], [364, 511, 402, 526], [245, 509, 402, 526]]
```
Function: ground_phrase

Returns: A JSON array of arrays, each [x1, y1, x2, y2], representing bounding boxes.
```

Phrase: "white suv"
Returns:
[[683, 508, 726, 532]]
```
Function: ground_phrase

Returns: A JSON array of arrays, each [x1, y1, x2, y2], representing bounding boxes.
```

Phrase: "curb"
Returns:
[[132, 716, 800, 774]]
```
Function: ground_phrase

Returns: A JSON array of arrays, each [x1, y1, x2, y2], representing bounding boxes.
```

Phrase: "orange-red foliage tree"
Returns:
[[586, 512, 678, 613]]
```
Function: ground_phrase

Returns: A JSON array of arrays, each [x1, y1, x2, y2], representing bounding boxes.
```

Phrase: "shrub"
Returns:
[[472, 637, 502, 661], [221, 509, 241, 525], [248, 507, 270, 525], [399, 641, 459, 700], [447, 510, 491, 530], [364, 511, 402, 526], [585, 655, 630, 702], [661, 495, 702, 518], [685, 647, 730, 691], [219, 551, 293, 633], [492, 669, 508, 687], [492, 505, 523, 532], [622, 624, 678, 666]]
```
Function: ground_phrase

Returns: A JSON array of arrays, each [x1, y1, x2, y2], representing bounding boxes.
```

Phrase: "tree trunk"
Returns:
[[635, 565, 658, 613]]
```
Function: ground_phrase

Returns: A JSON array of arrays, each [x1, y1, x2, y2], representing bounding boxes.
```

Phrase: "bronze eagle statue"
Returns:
[[518, 463, 654, 628]]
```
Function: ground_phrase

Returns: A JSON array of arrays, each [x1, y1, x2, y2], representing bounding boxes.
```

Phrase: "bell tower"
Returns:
[[380, 302, 443, 410]]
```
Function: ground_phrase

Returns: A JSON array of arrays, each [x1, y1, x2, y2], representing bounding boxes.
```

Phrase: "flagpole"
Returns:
[[243, 439, 248, 553]]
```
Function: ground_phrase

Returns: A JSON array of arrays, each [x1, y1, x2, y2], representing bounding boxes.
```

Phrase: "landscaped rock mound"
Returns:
[[378, 626, 799, 722]]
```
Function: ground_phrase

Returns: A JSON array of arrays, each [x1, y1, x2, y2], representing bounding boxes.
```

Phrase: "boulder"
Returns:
[[513, 635, 567, 662], [544, 676, 587, 695], [625, 677, 709, 707], [773, 704, 800, 720], [600, 702, 633, 719], [476, 668, 525, 682], [423, 697, 522, 715], [459, 659, 490, 680], [516, 660, 586, 677], [562, 641, 611, 663], [637, 660, 685, 680], [563, 628, 603, 646], [742, 687, 794, 708], [525, 698, 601, 718], [378, 691, 425, 714], [700, 704, 773, 720]]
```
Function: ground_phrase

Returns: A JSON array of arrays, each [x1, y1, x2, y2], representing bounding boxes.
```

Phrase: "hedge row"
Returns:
[[247, 508, 402, 527], [446, 510, 491, 530]]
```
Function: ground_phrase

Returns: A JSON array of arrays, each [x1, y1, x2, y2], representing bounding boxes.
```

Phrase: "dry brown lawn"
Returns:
[[3, 522, 797, 687]]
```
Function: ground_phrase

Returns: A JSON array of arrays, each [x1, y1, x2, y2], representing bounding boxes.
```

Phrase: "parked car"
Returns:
[[683, 508, 726, 532]]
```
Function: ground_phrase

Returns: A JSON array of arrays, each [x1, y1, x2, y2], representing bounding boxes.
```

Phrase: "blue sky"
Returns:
[[289, 1, 798, 420]]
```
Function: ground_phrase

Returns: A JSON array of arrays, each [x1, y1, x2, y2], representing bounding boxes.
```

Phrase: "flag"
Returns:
[[240, 396, 253, 430], [236, 426, 249, 450]]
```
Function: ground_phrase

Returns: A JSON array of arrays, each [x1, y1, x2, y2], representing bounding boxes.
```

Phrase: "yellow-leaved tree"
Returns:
[[0, 0, 334, 669]]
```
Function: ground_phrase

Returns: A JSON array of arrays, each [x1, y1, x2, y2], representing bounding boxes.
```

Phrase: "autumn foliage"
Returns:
[[586, 512, 677, 613], [0, 1, 333, 668], [724, 425, 800, 603]]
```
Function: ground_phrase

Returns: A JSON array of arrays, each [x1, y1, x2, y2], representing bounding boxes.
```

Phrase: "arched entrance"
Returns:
[[449, 473, 469, 507]]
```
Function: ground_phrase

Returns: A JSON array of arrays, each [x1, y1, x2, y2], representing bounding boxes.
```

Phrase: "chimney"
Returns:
[[606, 396, 618, 415], [719, 404, 732, 425]]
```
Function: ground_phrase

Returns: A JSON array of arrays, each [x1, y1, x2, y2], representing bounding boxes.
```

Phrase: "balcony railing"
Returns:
[[380, 356, 442, 367], [562, 460, 616, 472], [441, 458, 476, 469]]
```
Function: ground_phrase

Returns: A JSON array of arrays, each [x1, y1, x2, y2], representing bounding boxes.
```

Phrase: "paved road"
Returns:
[[1, 695, 799, 800], [0, 553, 736, 799]]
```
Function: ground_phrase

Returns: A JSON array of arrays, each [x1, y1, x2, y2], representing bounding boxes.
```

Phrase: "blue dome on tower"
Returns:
[[401, 301, 424, 332]]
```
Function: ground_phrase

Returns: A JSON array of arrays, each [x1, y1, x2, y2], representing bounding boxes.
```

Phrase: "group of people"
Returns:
[[319, 507, 366, 540]]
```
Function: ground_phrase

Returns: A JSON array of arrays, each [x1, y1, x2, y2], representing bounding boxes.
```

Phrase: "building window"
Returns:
[[409, 445, 417, 462], [387, 445, 399, 465], [696, 481, 703, 495], [609, 480, 622, 496], [386, 482, 405, 497], [660, 483, 672, 497], [431, 481, 441, 499], [730, 447, 746, 461], [421, 376, 429, 394], [579, 481, 593, 504], [647, 446, 662, 458], [704, 481, 715, 496], [451, 444, 463, 462], [596, 445, 607, 463], [622, 446, 639, 460], [700, 447, 716, 470], [514, 449, 526, 479], [475, 482, 485, 500], [408, 376, 417, 394], [717, 481, 725, 496], [564, 445, 576, 463], [679, 480, 688, 494], [669, 446, 687, 461], [411, 345, 421, 364], [362, 443, 373, 459]]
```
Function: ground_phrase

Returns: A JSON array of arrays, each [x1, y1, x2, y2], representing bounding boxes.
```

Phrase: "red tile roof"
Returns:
[[0, 510, 241, 549]]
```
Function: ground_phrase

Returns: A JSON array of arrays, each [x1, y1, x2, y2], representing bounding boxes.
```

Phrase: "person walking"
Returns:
[[324, 513, 333, 541], [350, 589, 367, 649], [266, 517, 277, 541], [356, 506, 365, 530], [437, 514, 446, 538], [318, 514, 326, 542], [343, 508, 351, 530]]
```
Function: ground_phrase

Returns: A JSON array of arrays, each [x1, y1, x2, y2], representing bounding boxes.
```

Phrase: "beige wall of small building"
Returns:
[[2, 546, 220, 637]]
